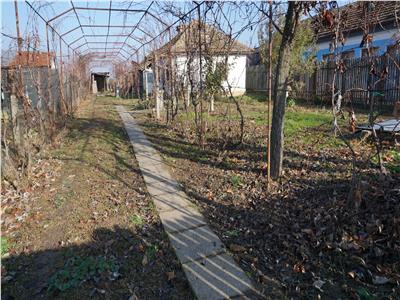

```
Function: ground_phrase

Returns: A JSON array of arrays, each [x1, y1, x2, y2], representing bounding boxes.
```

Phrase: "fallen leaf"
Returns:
[[166, 271, 175, 281], [229, 244, 246, 252], [142, 255, 148, 266], [293, 263, 306, 273], [138, 244, 144, 252]]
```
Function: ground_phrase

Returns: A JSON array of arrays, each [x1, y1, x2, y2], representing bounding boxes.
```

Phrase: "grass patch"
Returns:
[[48, 256, 119, 292], [225, 229, 240, 237], [383, 149, 400, 173], [230, 175, 242, 188], [54, 194, 65, 208], [357, 288, 375, 300], [285, 110, 332, 136], [208, 92, 267, 104], [145, 244, 159, 261], [130, 214, 144, 228], [147, 202, 157, 214], [1, 236, 10, 257]]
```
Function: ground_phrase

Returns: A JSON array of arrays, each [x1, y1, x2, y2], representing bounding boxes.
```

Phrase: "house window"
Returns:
[[341, 50, 355, 59], [362, 47, 379, 57], [387, 44, 400, 55], [322, 53, 334, 62]]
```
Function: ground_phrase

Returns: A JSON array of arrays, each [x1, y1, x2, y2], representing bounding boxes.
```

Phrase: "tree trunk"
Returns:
[[270, 2, 302, 179]]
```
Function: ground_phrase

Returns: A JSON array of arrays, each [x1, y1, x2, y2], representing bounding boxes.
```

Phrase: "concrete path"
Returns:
[[116, 106, 260, 300]]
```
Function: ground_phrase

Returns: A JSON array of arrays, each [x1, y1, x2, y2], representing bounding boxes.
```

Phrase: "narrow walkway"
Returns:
[[116, 106, 260, 300]]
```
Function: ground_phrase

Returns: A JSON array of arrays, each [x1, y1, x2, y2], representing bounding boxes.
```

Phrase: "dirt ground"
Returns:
[[1, 96, 194, 299], [133, 99, 400, 299]]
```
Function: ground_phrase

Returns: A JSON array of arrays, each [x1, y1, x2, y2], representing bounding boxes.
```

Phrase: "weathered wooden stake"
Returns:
[[154, 52, 161, 119], [267, 0, 273, 187]]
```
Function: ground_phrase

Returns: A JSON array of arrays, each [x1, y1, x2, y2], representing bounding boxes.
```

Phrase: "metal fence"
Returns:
[[1, 65, 90, 183], [1, 66, 87, 119]]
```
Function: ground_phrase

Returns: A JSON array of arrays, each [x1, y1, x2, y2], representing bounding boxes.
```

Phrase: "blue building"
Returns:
[[315, 1, 399, 61]]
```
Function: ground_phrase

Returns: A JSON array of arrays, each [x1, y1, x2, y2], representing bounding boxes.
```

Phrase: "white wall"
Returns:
[[220, 55, 247, 95], [174, 54, 247, 96]]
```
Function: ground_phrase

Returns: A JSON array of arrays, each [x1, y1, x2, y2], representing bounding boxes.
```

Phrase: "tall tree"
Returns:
[[259, 18, 316, 79], [270, 2, 304, 179]]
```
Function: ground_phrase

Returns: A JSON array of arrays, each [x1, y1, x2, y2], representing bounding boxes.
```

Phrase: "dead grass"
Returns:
[[1, 96, 193, 300]]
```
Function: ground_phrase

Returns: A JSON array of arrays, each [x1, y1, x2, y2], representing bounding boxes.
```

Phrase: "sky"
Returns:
[[1, 0, 264, 74]]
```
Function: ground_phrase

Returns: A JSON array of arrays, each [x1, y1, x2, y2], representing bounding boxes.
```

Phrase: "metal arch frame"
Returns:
[[63, 25, 152, 41], [70, 1, 91, 53], [86, 47, 131, 56], [124, 1, 205, 62], [115, 1, 154, 61], [47, 6, 169, 28], [72, 41, 138, 55], [25, 1, 79, 57], [25, 0, 207, 67], [71, 38, 138, 50], [79, 48, 129, 60], [83, 53, 129, 61], [104, 1, 112, 54], [44, 1, 167, 63]]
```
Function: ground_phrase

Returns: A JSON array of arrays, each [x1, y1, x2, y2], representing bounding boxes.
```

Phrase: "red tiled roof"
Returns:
[[315, 1, 399, 40], [8, 51, 54, 68], [156, 20, 253, 56]]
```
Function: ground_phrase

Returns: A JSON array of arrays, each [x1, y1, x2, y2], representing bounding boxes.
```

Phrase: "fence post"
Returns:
[[154, 52, 161, 119], [59, 36, 67, 116], [10, 93, 21, 150]]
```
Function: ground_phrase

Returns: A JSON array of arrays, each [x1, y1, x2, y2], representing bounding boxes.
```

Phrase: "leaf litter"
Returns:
[[136, 102, 400, 299]]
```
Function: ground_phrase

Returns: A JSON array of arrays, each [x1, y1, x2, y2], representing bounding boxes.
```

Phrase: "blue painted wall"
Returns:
[[316, 37, 395, 61]]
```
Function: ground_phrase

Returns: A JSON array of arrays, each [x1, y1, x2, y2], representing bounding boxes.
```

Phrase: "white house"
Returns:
[[144, 21, 253, 99]]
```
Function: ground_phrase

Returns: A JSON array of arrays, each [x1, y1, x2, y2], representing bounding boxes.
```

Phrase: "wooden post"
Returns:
[[154, 52, 160, 119], [136, 52, 141, 99], [14, 0, 22, 54], [45, 23, 56, 128], [58, 36, 67, 116], [68, 46, 73, 111], [267, 0, 273, 186], [197, 5, 204, 146], [9, 70, 21, 150], [13, 0, 26, 149]]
